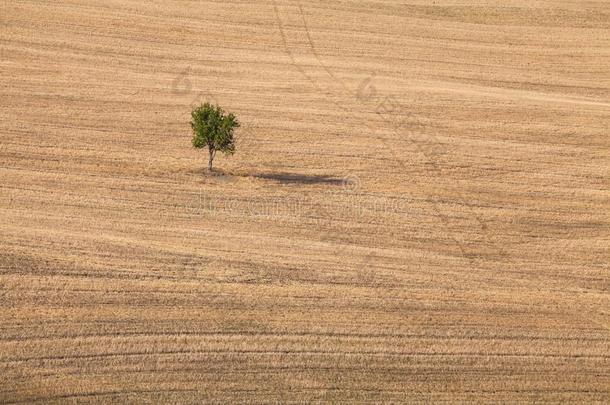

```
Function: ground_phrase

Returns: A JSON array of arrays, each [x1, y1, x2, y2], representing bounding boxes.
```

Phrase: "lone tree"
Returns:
[[190, 103, 239, 172]]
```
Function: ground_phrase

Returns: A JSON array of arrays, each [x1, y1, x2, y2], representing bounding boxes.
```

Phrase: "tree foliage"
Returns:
[[190, 103, 239, 171]]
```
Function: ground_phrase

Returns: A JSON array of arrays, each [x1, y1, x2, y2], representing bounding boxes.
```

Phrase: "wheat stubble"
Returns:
[[1, 0, 609, 402]]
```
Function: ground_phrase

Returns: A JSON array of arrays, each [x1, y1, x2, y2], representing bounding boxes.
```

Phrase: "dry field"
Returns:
[[1, 0, 610, 402]]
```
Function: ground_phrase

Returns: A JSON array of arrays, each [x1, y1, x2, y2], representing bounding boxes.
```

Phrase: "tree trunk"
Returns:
[[208, 147, 215, 172]]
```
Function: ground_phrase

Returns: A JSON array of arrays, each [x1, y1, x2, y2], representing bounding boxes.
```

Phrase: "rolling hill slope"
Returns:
[[1, 0, 609, 402]]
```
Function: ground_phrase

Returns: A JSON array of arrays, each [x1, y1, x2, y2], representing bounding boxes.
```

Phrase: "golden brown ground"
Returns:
[[1, 0, 609, 402]]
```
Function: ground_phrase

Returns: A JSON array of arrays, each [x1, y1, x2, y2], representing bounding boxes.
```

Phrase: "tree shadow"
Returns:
[[253, 172, 344, 186]]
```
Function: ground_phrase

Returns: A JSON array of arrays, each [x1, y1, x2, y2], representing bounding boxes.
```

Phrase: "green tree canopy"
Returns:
[[191, 103, 239, 172]]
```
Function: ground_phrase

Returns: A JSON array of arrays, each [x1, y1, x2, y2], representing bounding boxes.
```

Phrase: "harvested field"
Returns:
[[1, 0, 609, 402]]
